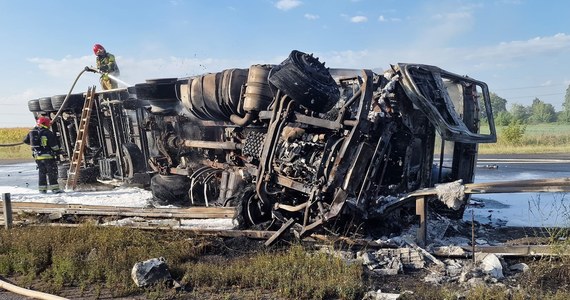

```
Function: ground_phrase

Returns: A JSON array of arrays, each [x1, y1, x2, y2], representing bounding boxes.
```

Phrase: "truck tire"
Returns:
[[39, 97, 55, 112], [268, 50, 339, 113], [28, 99, 41, 112], [122, 143, 146, 178], [51, 94, 85, 111], [151, 174, 191, 206]]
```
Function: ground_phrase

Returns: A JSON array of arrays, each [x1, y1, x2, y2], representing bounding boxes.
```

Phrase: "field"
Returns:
[[478, 123, 570, 154], [0, 127, 32, 160]]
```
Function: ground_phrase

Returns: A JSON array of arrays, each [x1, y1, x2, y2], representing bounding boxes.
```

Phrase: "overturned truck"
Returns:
[[28, 50, 496, 237]]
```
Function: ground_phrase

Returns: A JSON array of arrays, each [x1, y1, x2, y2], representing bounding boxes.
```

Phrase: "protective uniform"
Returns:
[[93, 44, 120, 90], [23, 117, 63, 194]]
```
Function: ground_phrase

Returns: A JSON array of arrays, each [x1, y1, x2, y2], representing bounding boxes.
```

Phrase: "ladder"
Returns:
[[66, 86, 97, 190]]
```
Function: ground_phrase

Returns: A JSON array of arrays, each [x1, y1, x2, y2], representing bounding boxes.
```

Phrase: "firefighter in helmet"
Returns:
[[93, 43, 120, 90], [23, 116, 63, 194]]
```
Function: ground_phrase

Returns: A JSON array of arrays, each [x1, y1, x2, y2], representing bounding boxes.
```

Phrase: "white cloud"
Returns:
[[378, 15, 401, 22], [275, 0, 302, 11], [350, 15, 368, 23], [27, 55, 93, 78], [466, 33, 570, 61], [304, 13, 319, 20]]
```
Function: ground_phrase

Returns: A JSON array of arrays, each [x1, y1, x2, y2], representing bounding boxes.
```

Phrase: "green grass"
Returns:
[[478, 123, 570, 154]]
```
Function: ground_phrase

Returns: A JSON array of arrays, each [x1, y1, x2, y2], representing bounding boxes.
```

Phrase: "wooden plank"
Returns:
[[461, 245, 565, 256], [0, 201, 235, 219]]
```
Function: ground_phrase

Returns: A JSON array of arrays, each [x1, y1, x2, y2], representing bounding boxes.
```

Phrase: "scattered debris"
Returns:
[[131, 257, 175, 288]]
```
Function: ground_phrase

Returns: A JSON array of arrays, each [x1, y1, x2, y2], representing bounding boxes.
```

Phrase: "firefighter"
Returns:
[[23, 116, 63, 194], [93, 43, 120, 90]]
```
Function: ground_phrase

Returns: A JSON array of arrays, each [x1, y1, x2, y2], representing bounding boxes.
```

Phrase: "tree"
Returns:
[[509, 103, 530, 124], [494, 111, 512, 126], [563, 84, 570, 111], [559, 84, 570, 123], [490, 92, 507, 114], [529, 98, 555, 123], [482, 92, 507, 121]]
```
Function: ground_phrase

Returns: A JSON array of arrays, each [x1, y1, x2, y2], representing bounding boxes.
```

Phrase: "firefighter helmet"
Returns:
[[93, 44, 105, 55], [37, 116, 51, 127]]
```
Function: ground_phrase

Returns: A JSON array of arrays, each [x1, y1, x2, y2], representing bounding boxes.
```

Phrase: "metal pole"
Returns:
[[2, 193, 13, 229]]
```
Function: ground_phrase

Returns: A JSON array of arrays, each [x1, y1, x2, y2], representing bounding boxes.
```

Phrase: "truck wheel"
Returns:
[[234, 186, 271, 229], [39, 97, 55, 112], [121, 143, 146, 178], [51, 94, 85, 111], [151, 174, 191, 206], [28, 99, 41, 112], [268, 50, 339, 113]]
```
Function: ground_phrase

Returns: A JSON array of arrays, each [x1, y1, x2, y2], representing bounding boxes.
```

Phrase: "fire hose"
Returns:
[[52, 66, 100, 122], [0, 277, 68, 300]]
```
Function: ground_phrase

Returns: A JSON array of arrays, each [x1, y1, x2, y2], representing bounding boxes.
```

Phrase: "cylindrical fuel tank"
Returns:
[[182, 69, 249, 121], [243, 64, 273, 112]]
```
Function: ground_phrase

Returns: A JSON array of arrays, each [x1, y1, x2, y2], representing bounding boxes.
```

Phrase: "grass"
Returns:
[[2, 225, 570, 300], [478, 123, 570, 154], [0, 226, 365, 299]]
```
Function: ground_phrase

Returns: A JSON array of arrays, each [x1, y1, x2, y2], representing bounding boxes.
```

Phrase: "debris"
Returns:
[[131, 257, 173, 287], [403, 238, 445, 267], [477, 253, 504, 279], [362, 289, 404, 300], [430, 246, 467, 257], [509, 263, 529, 272], [435, 180, 466, 210]]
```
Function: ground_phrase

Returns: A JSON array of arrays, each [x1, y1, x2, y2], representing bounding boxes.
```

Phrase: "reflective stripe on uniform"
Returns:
[[35, 154, 54, 160]]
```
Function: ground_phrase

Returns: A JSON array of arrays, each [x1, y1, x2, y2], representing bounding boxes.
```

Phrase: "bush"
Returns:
[[501, 121, 526, 145]]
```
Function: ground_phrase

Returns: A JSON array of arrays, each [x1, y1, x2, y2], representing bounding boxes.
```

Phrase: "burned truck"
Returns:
[[28, 50, 496, 236]]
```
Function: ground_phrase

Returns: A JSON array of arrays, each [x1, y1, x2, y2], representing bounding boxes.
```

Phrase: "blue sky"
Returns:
[[1, 0, 569, 127]]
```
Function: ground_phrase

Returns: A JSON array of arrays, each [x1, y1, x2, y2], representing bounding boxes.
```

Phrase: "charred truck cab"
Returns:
[[28, 50, 496, 237]]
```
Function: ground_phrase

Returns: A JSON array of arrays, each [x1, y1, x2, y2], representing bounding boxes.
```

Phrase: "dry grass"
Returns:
[[0, 226, 365, 299], [0, 127, 32, 160]]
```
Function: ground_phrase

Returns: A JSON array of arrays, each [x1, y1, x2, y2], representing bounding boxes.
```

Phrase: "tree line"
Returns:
[[486, 85, 570, 126]]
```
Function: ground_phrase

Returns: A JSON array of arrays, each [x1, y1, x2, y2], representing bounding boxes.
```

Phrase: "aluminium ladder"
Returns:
[[66, 86, 97, 190]]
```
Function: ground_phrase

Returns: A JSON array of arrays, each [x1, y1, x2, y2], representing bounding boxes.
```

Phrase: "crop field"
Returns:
[[478, 123, 570, 154], [0, 127, 32, 160]]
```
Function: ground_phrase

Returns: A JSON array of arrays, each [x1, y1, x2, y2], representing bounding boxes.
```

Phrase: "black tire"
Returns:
[[51, 94, 85, 111], [151, 174, 191, 206], [268, 50, 339, 113], [121, 143, 146, 178], [39, 97, 55, 112], [234, 186, 271, 229], [28, 99, 41, 112]]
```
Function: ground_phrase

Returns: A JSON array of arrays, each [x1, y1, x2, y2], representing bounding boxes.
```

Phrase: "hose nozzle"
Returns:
[[84, 66, 100, 73]]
